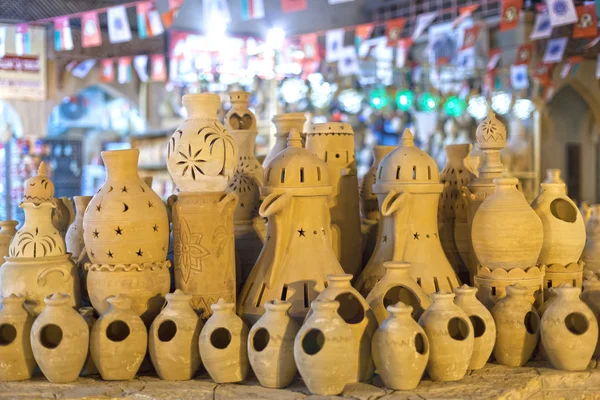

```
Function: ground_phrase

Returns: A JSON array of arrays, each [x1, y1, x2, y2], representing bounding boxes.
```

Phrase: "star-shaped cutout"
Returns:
[[298, 229, 306, 237], [90, 251, 95, 258], [153, 224, 158, 232], [148, 201, 154, 208], [413, 232, 420, 240], [121, 186, 128, 193], [96, 204, 102, 212], [107, 250, 114, 258], [136, 248, 143, 257], [115, 226, 123, 235], [92, 229, 99, 238], [240, 203, 245, 207], [383, 235, 388, 243], [458, 169, 463, 174]]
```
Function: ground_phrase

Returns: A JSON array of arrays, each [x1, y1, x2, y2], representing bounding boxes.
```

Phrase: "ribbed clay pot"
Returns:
[[78, 307, 98, 376], [582, 277, 600, 357], [372, 302, 429, 390], [0, 294, 36, 381]]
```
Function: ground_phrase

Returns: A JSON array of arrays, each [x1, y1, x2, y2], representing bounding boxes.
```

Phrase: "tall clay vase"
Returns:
[[581, 277, 600, 357], [199, 298, 249, 383], [294, 299, 356, 396], [312, 274, 376, 382], [0, 294, 36, 381], [366, 261, 431, 325], [453, 285, 495, 370], [491, 284, 540, 367], [30, 293, 88, 383], [263, 112, 306, 168], [91, 295, 147, 380], [65, 196, 92, 259], [371, 302, 429, 390], [0, 220, 17, 266], [248, 300, 299, 388], [78, 307, 98, 376], [541, 284, 598, 371], [149, 289, 203, 381], [418, 292, 474, 382]]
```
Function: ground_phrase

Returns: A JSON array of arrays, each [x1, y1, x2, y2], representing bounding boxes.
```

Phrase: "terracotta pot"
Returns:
[[0, 294, 36, 381], [541, 284, 598, 371], [30, 293, 88, 383], [582, 204, 600, 274], [65, 196, 92, 259], [365, 261, 431, 325], [199, 298, 249, 383], [0, 220, 17, 266], [224, 91, 257, 132], [372, 302, 429, 390], [453, 285, 495, 370], [306, 123, 363, 277], [294, 299, 355, 395], [10, 202, 65, 257], [472, 177, 543, 270], [78, 307, 98, 376], [491, 284, 539, 367], [581, 277, 600, 357], [263, 112, 306, 168], [248, 300, 299, 388], [418, 292, 473, 381], [149, 289, 203, 381], [91, 294, 147, 380], [474, 265, 545, 309], [167, 93, 237, 192]]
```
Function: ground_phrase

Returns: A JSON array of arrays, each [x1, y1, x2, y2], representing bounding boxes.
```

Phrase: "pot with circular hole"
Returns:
[[372, 302, 429, 390], [541, 283, 598, 371], [30, 293, 88, 383], [294, 299, 356, 395], [149, 289, 203, 381], [0, 294, 36, 381], [581, 277, 600, 357], [199, 298, 249, 383], [310, 274, 377, 382], [417, 291, 473, 381], [78, 307, 98, 376], [90, 294, 147, 380], [366, 261, 431, 325], [491, 284, 540, 367], [248, 299, 299, 388], [453, 285, 495, 370]]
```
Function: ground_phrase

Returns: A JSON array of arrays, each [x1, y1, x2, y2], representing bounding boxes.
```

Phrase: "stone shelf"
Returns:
[[2, 361, 597, 400]]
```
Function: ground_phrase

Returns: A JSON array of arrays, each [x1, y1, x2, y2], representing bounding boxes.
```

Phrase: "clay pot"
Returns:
[[366, 261, 431, 324], [583, 204, 600, 274], [0, 220, 17, 266], [65, 196, 92, 259], [544, 169, 565, 185], [472, 177, 543, 270], [52, 197, 73, 240], [167, 93, 237, 192], [0, 294, 36, 381], [248, 300, 299, 388], [149, 289, 203, 381], [30, 293, 89, 383], [453, 285, 495, 370], [541, 284, 598, 371], [263, 112, 306, 168], [371, 302, 429, 390], [312, 274, 376, 382], [199, 298, 249, 383], [78, 307, 98, 376], [491, 284, 540, 367], [294, 299, 355, 395], [581, 277, 600, 357], [225, 91, 257, 131], [10, 201, 65, 257], [418, 291, 473, 381], [91, 295, 147, 380]]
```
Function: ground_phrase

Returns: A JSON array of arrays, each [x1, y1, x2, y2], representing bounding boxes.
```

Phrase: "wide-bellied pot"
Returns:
[[0, 294, 36, 381], [582, 277, 600, 357]]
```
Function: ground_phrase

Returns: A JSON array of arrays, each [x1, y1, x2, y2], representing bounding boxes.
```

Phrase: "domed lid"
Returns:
[[210, 297, 236, 313], [476, 111, 507, 150], [44, 292, 71, 306], [23, 162, 54, 204], [386, 301, 413, 315]]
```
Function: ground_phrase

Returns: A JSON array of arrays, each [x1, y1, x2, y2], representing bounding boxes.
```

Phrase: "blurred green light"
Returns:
[[396, 89, 414, 111], [369, 89, 390, 110], [419, 92, 439, 112], [444, 95, 467, 117]]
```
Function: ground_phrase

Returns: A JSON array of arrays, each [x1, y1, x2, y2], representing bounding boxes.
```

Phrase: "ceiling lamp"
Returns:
[[513, 98, 535, 120], [467, 95, 489, 120], [491, 91, 512, 115], [395, 89, 414, 111]]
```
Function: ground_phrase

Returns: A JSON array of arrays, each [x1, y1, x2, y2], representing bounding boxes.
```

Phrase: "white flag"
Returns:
[[107, 6, 132, 44], [560, 62, 572, 78], [411, 12, 438, 41], [326, 28, 345, 62], [0, 27, 5, 58], [547, 0, 578, 27], [596, 55, 600, 78], [148, 8, 164, 36], [133, 55, 149, 82], [530, 13, 552, 40], [71, 60, 96, 79], [338, 46, 359, 76], [511, 64, 529, 90], [542, 37, 568, 63]]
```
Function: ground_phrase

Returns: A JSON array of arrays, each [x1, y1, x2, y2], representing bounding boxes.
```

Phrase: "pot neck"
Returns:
[[183, 93, 220, 119], [326, 273, 353, 289], [102, 149, 141, 180]]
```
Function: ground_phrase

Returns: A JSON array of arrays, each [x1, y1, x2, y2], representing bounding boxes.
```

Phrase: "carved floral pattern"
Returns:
[[174, 219, 210, 283]]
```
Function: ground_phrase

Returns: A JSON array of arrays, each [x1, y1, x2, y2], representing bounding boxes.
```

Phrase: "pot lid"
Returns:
[[23, 162, 55, 204]]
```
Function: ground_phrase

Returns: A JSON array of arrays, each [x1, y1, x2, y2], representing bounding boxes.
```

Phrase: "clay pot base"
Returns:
[[474, 265, 545, 309]]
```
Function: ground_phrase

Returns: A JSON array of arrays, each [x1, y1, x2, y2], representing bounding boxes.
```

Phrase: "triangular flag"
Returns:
[[0, 27, 5, 58], [241, 0, 265, 20], [133, 55, 149, 82], [460, 25, 480, 50], [411, 12, 437, 40], [136, 2, 150, 38], [500, 0, 523, 32], [542, 37, 568, 63], [386, 18, 406, 47], [151, 54, 167, 81], [81, 11, 102, 48], [326, 28, 345, 62], [281, 0, 307, 12], [54, 17, 73, 51], [118, 57, 132, 84], [355, 23, 374, 50], [100, 59, 114, 82], [515, 44, 533, 65], [301, 33, 319, 60], [453, 4, 479, 28], [574, 5, 598, 39], [511, 64, 529, 90], [530, 12, 552, 40], [107, 6, 132, 44], [15, 24, 31, 56], [487, 48, 502, 71], [338, 46, 359, 76], [396, 38, 412, 68], [547, 0, 578, 27], [71, 60, 96, 79]]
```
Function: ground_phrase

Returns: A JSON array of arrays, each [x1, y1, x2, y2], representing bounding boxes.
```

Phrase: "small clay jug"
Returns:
[[366, 261, 432, 324], [372, 302, 429, 390], [491, 284, 540, 367], [0, 294, 36, 381], [30, 293, 89, 383], [312, 274, 376, 382], [65, 196, 92, 259], [78, 307, 98, 376], [199, 298, 249, 383], [149, 289, 203, 381], [541, 284, 598, 371], [294, 299, 355, 396], [0, 220, 18, 266], [581, 277, 600, 357], [453, 285, 495, 370], [248, 300, 299, 389], [91, 294, 147, 380]]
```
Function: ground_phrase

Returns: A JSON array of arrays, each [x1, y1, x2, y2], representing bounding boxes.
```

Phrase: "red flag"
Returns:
[[81, 11, 102, 48], [460, 25, 480, 50], [574, 5, 598, 39], [500, 0, 523, 32], [150, 54, 167, 81], [453, 4, 480, 28], [300, 33, 319, 60], [386, 18, 406, 47], [533, 63, 551, 84], [515, 43, 533, 65], [100, 59, 114, 82], [281, 0, 307, 13], [355, 23, 374, 48], [487, 48, 501, 71]]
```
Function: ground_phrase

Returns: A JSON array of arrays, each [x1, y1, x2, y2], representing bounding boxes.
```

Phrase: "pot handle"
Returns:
[[381, 190, 406, 217], [37, 266, 72, 287], [461, 186, 476, 207], [218, 192, 238, 213]]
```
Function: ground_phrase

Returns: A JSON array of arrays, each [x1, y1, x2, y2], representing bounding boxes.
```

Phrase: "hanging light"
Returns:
[[491, 91, 512, 115], [395, 89, 414, 111], [513, 98, 535, 120], [467, 95, 489, 120], [266, 26, 286, 50], [280, 78, 308, 104], [418, 91, 439, 112], [444, 95, 467, 117], [369, 88, 391, 110], [339, 89, 364, 114], [310, 80, 337, 109]]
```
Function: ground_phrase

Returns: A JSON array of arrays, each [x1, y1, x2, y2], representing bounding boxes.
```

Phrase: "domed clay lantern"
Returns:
[[356, 128, 460, 296]]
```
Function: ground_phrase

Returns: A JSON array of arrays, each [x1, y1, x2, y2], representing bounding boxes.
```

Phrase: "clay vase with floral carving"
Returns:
[[418, 292, 473, 381], [65, 196, 92, 259], [372, 302, 429, 390], [0, 220, 17, 266], [263, 112, 306, 168], [453, 285, 495, 370], [491, 284, 540, 367], [30, 293, 88, 383], [248, 300, 299, 389], [78, 307, 98, 376], [149, 289, 203, 381], [0, 294, 36, 381], [294, 299, 356, 396], [541, 284, 598, 371], [199, 298, 249, 383], [91, 295, 147, 381]]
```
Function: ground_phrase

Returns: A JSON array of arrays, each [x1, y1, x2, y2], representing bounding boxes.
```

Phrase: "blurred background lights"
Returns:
[[513, 98, 535, 120], [395, 89, 414, 111], [491, 91, 512, 115], [467, 95, 489, 120], [443, 95, 466, 117]]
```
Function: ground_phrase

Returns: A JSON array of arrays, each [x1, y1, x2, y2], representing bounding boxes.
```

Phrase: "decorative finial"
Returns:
[[38, 161, 47, 176], [400, 128, 414, 146], [288, 128, 303, 148]]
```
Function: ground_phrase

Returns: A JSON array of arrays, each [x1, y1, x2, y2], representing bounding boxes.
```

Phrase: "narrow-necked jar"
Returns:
[[0, 294, 36, 381]]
